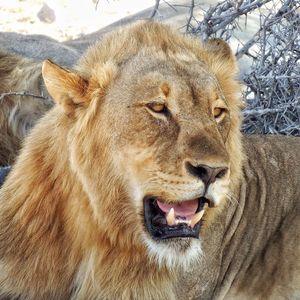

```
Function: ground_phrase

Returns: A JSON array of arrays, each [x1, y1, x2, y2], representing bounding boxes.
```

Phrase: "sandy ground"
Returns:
[[0, 0, 156, 41], [0, 0, 263, 53], [0, 0, 220, 41]]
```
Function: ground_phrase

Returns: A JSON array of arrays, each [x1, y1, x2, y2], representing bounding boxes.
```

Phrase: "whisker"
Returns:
[[225, 192, 242, 209]]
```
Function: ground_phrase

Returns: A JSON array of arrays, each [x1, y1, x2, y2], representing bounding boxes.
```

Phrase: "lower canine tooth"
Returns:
[[190, 210, 205, 228], [166, 208, 176, 226]]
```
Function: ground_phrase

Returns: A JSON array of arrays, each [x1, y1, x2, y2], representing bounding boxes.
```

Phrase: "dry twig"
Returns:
[[186, 0, 195, 32], [188, 0, 273, 41], [150, 0, 161, 18], [241, 0, 300, 135], [0, 91, 52, 103]]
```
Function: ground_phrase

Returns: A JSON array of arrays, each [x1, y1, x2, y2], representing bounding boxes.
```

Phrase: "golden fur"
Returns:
[[0, 22, 299, 300], [0, 51, 52, 166]]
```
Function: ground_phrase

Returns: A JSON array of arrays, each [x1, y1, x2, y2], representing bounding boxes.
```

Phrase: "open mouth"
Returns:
[[144, 196, 211, 240]]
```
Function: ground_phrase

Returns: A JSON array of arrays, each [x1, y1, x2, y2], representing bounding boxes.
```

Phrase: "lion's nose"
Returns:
[[185, 163, 228, 186]]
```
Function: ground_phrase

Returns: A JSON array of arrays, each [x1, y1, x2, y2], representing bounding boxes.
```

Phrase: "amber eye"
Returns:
[[147, 103, 167, 114], [213, 107, 226, 119]]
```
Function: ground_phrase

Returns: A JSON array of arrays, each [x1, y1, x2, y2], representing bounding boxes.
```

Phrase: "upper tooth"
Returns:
[[166, 208, 176, 226], [190, 210, 205, 228]]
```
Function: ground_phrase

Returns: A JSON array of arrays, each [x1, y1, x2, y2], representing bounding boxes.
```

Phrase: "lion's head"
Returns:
[[42, 22, 243, 270]]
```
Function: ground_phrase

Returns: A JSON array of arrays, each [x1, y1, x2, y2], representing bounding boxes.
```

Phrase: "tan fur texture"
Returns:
[[0, 22, 299, 300], [0, 51, 53, 166]]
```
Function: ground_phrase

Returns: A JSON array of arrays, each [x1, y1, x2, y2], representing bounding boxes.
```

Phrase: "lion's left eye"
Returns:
[[147, 103, 167, 114], [213, 107, 226, 120]]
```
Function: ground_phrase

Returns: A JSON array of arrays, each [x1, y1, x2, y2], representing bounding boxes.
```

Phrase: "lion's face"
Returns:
[[42, 22, 243, 269], [96, 52, 235, 266]]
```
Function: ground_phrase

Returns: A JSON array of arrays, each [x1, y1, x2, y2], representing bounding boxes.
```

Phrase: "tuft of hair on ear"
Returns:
[[206, 39, 234, 61], [42, 60, 89, 114], [204, 38, 238, 78]]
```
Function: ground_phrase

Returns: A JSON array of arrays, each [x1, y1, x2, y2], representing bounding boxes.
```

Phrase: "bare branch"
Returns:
[[189, 0, 273, 40], [186, 0, 195, 32], [236, 0, 299, 59], [149, 0, 161, 19], [162, 0, 177, 12], [95, 0, 100, 10], [0, 91, 52, 103], [243, 104, 300, 116]]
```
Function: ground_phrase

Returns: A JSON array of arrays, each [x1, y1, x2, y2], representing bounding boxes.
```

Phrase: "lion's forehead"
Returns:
[[115, 55, 218, 110], [123, 51, 216, 88]]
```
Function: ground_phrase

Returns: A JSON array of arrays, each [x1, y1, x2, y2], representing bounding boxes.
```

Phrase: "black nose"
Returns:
[[185, 163, 228, 186]]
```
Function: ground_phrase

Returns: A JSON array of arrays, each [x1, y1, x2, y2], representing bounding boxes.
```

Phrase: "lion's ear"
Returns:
[[204, 38, 238, 77], [42, 60, 89, 114]]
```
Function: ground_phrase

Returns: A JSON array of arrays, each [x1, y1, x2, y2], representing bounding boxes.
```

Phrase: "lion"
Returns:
[[0, 21, 299, 300], [0, 51, 53, 166]]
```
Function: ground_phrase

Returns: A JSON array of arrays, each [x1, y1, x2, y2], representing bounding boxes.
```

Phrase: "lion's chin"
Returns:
[[143, 235, 203, 269], [143, 196, 211, 240]]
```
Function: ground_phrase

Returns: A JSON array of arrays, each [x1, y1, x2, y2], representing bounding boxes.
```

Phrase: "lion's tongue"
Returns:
[[157, 199, 198, 217]]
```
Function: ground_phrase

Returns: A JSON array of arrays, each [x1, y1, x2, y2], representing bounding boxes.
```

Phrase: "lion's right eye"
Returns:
[[147, 103, 168, 114]]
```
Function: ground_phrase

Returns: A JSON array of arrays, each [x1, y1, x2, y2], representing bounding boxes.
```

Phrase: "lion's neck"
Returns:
[[0, 111, 175, 299], [72, 243, 175, 299]]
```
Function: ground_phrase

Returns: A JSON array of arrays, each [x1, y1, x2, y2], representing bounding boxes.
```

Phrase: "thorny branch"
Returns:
[[190, 0, 273, 41], [236, 0, 299, 58], [240, 0, 300, 135]]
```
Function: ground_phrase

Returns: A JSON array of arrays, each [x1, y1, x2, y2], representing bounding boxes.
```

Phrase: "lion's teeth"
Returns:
[[175, 219, 190, 225], [190, 210, 205, 228], [166, 208, 176, 226]]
